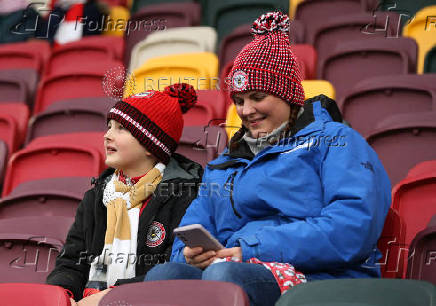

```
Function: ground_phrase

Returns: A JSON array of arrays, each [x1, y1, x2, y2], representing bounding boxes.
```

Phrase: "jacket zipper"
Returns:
[[226, 171, 242, 219]]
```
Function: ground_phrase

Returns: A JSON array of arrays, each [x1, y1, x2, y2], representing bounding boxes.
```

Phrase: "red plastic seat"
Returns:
[[377, 208, 406, 278], [0, 40, 51, 73], [176, 126, 228, 167], [53, 35, 123, 61], [45, 44, 121, 77], [407, 216, 436, 285], [392, 160, 436, 256], [26, 97, 111, 144], [338, 74, 436, 137], [0, 283, 71, 306], [34, 72, 109, 114], [0, 216, 73, 284], [124, 2, 201, 66], [0, 69, 39, 104], [0, 49, 42, 74], [2, 132, 105, 196], [0, 104, 29, 147], [0, 113, 19, 155], [0, 176, 91, 218], [366, 112, 436, 186], [99, 280, 249, 306], [319, 37, 417, 101], [0, 140, 7, 187]]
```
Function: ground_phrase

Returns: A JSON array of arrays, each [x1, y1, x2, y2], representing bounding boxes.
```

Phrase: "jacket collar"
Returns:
[[209, 95, 343, 170]]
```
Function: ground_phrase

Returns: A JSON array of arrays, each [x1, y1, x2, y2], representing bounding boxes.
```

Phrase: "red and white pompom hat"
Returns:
[[228, 11, 305, 107], [107, 83, 197, 164]]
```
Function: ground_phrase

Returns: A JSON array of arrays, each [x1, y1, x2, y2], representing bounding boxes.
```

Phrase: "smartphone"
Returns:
[[173, 224, 224, 251]]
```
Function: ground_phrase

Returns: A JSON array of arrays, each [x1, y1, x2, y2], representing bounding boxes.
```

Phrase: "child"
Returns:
[[46, 83, 203, 303]]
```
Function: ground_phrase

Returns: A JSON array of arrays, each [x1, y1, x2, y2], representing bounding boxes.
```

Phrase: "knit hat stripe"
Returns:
[[108, 108, 171, 155]]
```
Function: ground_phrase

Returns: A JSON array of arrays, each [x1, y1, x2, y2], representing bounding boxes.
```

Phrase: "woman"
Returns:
[[46, 84, 203, 304], [145, 11, 391, 306]]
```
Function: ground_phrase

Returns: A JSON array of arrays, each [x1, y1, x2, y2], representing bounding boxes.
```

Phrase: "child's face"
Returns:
[[104, 120, 150, 173]]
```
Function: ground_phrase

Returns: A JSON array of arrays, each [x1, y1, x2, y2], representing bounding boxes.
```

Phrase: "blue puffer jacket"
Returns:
[[171, 95, 391, 280]]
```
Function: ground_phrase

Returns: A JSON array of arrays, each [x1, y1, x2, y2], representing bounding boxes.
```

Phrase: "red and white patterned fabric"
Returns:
[[228, 11, 305, 106], [221, 256, 306, 294], [51, 0, 86, 46]]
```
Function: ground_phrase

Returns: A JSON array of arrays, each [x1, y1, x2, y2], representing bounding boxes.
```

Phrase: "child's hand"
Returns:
[[183, 246, 216, 269]]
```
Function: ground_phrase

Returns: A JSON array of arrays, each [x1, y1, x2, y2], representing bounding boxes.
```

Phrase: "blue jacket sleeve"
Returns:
[[237, 125, 391, 271], [170, 168, 217, 263]]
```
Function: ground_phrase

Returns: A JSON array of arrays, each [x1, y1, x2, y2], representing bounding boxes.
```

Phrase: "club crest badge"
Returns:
[[232, 70, 249, 91], [133, 91, 155, 98], [146, 221, 166, 247]]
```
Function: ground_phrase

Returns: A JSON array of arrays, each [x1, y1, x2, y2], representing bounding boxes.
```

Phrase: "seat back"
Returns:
[[124, 2, 201, 66], [0, 76, 27, 104], [26, 97, 111, 144], [0, 216, 73, 284], [130, 27, 217, 72], [402, 5, 436, 73], [131, 52, 218, 92], [366, 112, 436, 186], [319, 37, 416, 100], [34, 72, 108, 114], [339, 74, 436, 137], [275, 278, 436, 306], [176, 126, 227, 167], [0, 177, 90, 218], [377, 208, 406, 278], [2, 132, 105, 196], [99, 280, 249, 306], [0, 283, 71, 306]]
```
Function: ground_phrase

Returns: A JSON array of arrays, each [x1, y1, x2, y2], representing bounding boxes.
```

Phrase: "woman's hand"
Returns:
[[76, 288, 112, 306], [183, 246, 216, 269], [216, 247, 242, 261]]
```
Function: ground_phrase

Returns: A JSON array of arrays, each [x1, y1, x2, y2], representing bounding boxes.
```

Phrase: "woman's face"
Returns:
[[233, 91, 291, 138]]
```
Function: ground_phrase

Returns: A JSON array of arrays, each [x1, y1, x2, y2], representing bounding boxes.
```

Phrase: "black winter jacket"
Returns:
[[46, 154, 202, 300]]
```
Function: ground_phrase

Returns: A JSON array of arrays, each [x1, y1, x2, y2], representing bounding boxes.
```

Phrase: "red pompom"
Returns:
[[164, 83, 197, 114], [251, 11, 290, 37]]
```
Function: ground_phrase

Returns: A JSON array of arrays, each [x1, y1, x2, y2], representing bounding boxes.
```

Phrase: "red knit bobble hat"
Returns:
[[228, 11, 305, 106], [107, 83, 197, 164]]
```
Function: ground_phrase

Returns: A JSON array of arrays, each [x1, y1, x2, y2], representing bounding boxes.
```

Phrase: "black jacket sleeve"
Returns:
[[46, 190, 94, 300]]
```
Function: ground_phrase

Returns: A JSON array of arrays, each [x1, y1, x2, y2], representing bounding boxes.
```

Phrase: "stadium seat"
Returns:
[[424, 45, 436, 73], [224, 80, 336, 139], [124, 2, 201, 66], [0, 216, 73, 284], [306, 13, 402, 73], [0, 76, 27, 105], [0, 177, 90, 219], [289, 0, 304, 18], [318, 37, 417, 100], [0, 48, 42, 73], [130, 26, 217, 72], [203, 0, 289, 42], [104, 5, 130, 36], [339, 74, 436, 137], [26, 97, 111, 144], [0, 103, 29, 148], [195, 90, 227, 124], [275, 278, 436, 306], [0, 40, 51, 72], [99, 280, 249, 306], [392, 161, 436, 248], [131, 52, 218, 92], [0, 69, 38, 105], [45, 43, 120, 77], [296, 0, 368, 42], [377, 208, 407, 278], [403, 5, 436, 73], [53, 35, 124, 61], [2, 132, 105, 196], [407, 214, 436, 285], [291, 44, 317, 79], [176, 126, 227, 167], [366, 112, 436, 186], [0, 283, 71, 306], [34, 72, 109, 114], [407, 160, 436, 178]]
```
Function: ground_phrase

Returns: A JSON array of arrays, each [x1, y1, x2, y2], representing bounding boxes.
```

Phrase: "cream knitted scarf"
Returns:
[[88, 163, 165, 287]]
